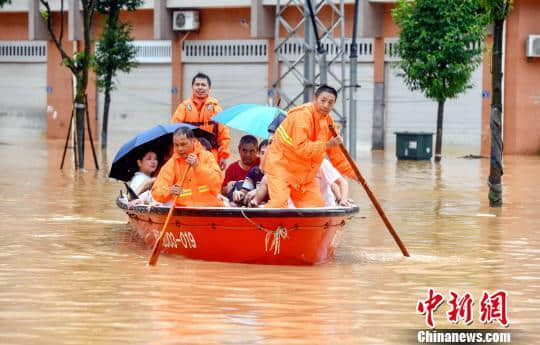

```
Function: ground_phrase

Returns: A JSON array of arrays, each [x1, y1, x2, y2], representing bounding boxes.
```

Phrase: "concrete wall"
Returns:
[[1, 1, 540, 154], [0, 12, 28, 39], [0, 63, 46, 131]]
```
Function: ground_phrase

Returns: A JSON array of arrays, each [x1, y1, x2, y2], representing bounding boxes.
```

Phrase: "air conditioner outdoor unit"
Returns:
[[173, 10, 199, 31], [526, 35, 540, 57]]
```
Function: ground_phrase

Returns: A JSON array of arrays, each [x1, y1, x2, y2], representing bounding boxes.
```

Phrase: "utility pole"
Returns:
[[303, 0, 316, 102], [348, 0, 360, 159], [273, 0, 347, 137]]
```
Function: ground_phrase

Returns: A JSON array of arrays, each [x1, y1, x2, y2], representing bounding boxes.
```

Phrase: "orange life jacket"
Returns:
[[151, 141, 224, 207], [265, 102, 355, 189], [171, 96, 231, 162]]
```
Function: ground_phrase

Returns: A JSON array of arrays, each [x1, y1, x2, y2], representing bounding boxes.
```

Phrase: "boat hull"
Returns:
[[118, 198, 359, 265]]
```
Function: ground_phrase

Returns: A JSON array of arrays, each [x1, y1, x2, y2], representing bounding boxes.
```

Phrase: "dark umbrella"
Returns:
[[109, 123, 215, 182]]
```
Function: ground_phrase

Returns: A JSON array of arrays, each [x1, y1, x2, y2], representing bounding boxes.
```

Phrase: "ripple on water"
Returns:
[[1, 134, 540, 344]]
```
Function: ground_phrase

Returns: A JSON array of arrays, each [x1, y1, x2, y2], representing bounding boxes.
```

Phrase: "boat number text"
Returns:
[[163, 231, 197, 249]]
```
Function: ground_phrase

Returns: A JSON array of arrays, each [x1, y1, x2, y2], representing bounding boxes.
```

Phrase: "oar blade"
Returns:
[[148, 239, 163, 266], [147, 166, 191, 267]]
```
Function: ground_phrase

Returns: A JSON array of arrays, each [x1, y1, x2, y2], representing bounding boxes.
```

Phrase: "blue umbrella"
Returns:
[[211, 104, 286, 139], [109, 123, 215, 182]]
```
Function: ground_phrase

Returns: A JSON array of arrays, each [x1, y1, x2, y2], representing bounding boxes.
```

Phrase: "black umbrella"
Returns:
[[109, 123, 215, 182]]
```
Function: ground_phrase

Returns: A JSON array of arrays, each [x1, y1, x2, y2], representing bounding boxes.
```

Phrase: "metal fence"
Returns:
[[0, 41, 47, 62], [182, 39, 268, 63]]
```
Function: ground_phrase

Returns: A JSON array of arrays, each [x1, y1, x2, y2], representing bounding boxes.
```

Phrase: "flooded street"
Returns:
[[1, 128, 539, 345]]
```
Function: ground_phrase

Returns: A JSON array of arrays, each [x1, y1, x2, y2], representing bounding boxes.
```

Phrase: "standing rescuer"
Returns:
[[264, 85, 356, 208], [171, 73, 231, 170], [151, 127, 224, 207]]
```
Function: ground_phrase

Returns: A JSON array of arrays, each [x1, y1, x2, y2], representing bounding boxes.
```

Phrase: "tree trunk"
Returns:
[[488, 19, 504, 207], [101, 90, 111, 149], [74, 93, 86, 169], [74, 50, 89, 170], [73, 1, 93, 169], [434, 100, 445, 163], [100, 6, 120, 150]]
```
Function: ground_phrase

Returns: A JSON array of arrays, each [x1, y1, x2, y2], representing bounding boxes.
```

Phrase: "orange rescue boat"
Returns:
[[117, 197, 359, 265]]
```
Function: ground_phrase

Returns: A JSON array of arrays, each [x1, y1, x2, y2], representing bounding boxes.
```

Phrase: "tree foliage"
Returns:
[[392, 0, 486, 103], [93, 20, 137, 92], [0, 0, 11, 8], [93, 0, 143, 149], [96, 0, 142, 12], [480, 0, 513, 21], [40, 0, 97, 79], [94, 0, 142, 92]]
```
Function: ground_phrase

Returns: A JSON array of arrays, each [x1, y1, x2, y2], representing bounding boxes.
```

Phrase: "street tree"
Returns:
[[480, 0, 513, 207], [94, 0, 143, 150], [392, 0, 486, 162], [40, 0, 97, 169]]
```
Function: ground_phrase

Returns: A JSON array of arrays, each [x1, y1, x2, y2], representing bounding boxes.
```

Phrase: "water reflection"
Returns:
[[0, 129, 539, 344]]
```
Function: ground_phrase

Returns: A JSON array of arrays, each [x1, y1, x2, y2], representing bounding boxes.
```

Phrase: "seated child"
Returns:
[[245, 174, 269, 208]]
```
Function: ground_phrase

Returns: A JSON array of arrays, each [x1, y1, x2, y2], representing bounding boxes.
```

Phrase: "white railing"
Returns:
[[182, 39, 268, 63], [384, 37, 400, 62], [384, 37, 484, 62], [0, 41, 47, 62], [277, 38, 374, 62], [132, 40, 171, 63]]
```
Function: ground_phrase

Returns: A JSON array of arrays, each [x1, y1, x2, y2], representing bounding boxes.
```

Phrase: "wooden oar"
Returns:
[[148, 166, 191, 266], [329, 125, 410, 257]]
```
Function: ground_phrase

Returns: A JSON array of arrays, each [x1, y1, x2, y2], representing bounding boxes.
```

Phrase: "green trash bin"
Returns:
[[395, 131, 433, 160]]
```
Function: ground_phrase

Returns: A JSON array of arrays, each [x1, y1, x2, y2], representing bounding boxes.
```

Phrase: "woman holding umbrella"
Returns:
[[129, 150, 158, 196], [109, 123, 216, 195]]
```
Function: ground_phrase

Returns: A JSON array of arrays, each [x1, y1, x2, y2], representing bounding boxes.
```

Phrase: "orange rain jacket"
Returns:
[[264, 103, 355, 208], [151, 141, 224, 207], [171, 96, 231, 163]]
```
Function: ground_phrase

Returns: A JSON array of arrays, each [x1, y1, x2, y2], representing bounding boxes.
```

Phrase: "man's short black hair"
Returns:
[[174, 126, 195, 139], [315, 84, 338, 98], [258, 139, 269, 151], [239, 135, 258, 148], [192, 73, 211, 87]]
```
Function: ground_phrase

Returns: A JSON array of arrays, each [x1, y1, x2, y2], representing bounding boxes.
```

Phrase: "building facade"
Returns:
[[0, 0, 538, 155]]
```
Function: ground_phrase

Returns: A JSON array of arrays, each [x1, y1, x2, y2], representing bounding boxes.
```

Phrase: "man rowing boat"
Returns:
[[264, 85, 356, 208]]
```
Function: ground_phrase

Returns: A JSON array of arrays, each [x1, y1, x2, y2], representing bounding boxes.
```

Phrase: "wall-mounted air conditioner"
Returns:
[[526, 35, 540, 58], [173, 11, 199, 31]]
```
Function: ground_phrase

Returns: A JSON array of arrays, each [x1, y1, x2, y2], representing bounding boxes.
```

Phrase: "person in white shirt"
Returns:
[[129, 150, 158, 195], [317, 158, 352, 207], [127, 150, 166, 208]]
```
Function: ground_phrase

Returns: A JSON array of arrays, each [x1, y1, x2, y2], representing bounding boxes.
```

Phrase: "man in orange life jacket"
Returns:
[[151, 127, 223, 207], [171, 73, 231, 170], [264, 85, 356, 208]]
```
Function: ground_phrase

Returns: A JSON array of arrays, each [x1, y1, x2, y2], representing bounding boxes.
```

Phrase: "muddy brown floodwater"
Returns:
[[0, 128, 538, 344]]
